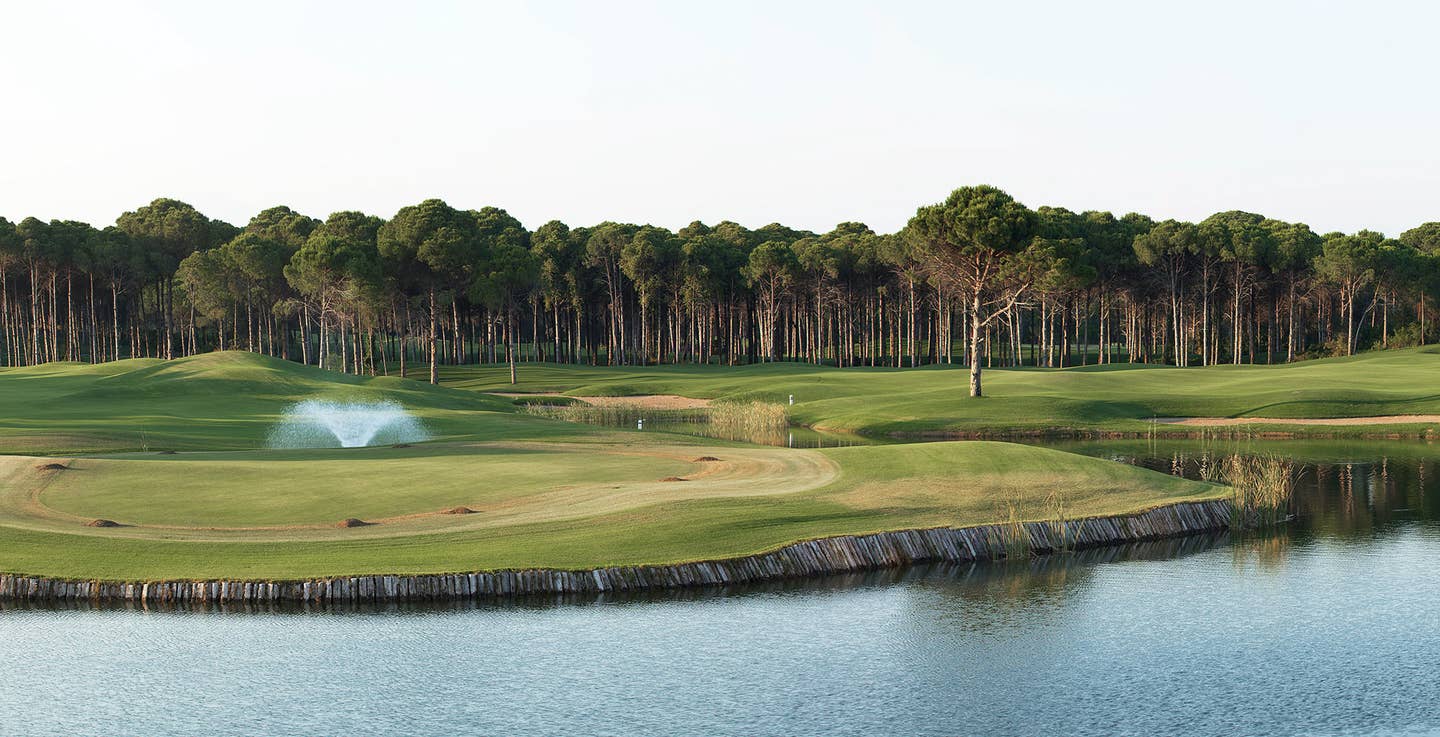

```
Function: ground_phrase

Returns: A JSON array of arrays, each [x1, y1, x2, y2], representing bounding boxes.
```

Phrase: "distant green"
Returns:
[[442, 346, 1440, 437]]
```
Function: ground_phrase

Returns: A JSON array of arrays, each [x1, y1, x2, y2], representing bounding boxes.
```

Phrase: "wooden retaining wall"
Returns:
[[0, 499, 1233, 605]]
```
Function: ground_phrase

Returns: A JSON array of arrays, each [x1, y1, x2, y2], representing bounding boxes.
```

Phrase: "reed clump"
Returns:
[[521, 400, 789, 444], [1195, 450, 1222, 482], [705, 401, 789, 443], [520, 402, 659, 426], [1222, 454, 1295, 529], [1045, 489, 1073, 552], [986, 500, 1032, 559]]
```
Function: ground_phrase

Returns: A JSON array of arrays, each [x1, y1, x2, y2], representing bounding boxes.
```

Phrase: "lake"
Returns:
[[2, 438, 1438, 736]]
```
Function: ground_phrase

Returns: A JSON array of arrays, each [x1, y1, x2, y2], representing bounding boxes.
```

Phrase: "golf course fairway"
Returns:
[[0, 352, 1234, 581]]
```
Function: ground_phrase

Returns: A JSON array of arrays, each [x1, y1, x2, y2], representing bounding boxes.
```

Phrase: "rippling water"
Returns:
[[4, 439, 1440, 736]]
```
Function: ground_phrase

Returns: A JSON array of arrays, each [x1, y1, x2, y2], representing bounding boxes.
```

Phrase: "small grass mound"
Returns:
[[693, 456, 721, 462], [85, 519, 120, 528], [36, 463, 68, 471], [659, 476, 687, 482], [336, 518, 372, 528], [440, 506, 476, 515]]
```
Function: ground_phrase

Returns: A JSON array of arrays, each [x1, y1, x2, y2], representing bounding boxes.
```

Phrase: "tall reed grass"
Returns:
[[1222, 454, 1295, 529], [521, 400, 790, 444], [986, 500, 1033, 560], [1045, 490, 1073, 552]]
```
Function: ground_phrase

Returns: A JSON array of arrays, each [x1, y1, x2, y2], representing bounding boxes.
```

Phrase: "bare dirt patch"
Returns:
[[36, 463, 68, 471], [1155, 415, 1440, 427], [440, 506, 476, 515], [692, 456, 721, 462]]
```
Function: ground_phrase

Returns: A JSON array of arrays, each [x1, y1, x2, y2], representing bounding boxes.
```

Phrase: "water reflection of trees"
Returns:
[[1302, 459, 1433, 538], [903, 534, 1228, 631], [1080, 440, 1440, 540], [1230, 531, 1291, 571]]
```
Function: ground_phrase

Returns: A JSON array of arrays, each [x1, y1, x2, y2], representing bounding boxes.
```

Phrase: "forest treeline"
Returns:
[[2, 185, 1438, 393]]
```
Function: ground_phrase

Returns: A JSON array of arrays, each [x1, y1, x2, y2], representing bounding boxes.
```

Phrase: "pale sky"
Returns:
[[2, 0, 1436, 236]]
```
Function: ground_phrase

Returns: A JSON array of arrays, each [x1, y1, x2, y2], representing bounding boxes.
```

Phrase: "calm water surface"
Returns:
[[3, 439, 1439, 737]]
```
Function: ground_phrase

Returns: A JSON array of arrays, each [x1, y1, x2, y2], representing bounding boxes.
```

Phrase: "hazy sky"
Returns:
[[2, 1, 1436, 236]]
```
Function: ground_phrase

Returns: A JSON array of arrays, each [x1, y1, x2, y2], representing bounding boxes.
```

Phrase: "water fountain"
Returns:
[[266, 399, 432, 448]]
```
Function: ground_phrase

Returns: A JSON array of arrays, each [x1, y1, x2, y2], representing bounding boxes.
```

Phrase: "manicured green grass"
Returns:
[[0, 351, 574, 454], [36, 444, 692, 527], [442, 347, 1440, 436], [0, 440, 1218, 580]]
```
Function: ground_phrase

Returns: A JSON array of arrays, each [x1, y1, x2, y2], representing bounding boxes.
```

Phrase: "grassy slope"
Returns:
[[441, 347, 1440, 436], [0, 351, 574, 454], [0, 441, 1218, 580]]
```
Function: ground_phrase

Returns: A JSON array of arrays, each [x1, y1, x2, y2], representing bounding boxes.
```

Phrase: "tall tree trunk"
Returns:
[[1346, 288, 1355, 355], [110, 284, 120, 361], [1287, 279, 1296, 362], [508, 309, 518, 385], [1232, 265, 1242, 365], [399, 302, 409, 379], [163, 279, 173, 360], [968, 290, 983, 398], [428, 288, 438, 384]]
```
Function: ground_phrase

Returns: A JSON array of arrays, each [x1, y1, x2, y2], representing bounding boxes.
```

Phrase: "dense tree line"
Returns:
[[2, 187, 1438, 394]]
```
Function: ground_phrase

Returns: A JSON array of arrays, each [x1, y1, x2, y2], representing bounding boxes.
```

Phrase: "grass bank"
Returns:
[[0, 440, 1219, 580], [442, 347, 1440, 438]]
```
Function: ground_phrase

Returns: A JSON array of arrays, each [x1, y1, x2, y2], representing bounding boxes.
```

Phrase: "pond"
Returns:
[[3, 438, 1438, 736]]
